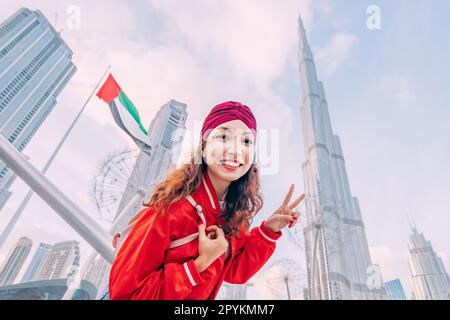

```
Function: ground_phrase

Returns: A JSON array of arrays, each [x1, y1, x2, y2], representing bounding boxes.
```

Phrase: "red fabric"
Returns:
[[109, 171, 281, 300], [201, 101, 257, 141], [96, 74, 121, 103]]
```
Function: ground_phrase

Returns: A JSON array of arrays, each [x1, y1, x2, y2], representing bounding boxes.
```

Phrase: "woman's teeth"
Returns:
[[222, 161, 241, 167]]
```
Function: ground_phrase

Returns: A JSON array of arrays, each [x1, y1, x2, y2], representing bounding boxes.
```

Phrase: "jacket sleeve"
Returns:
[[109, 208, 204, 300], [224, 220, 282, 284]]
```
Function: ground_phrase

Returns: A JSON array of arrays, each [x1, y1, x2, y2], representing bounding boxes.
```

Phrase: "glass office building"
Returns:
[[0, 7, 76, 211]]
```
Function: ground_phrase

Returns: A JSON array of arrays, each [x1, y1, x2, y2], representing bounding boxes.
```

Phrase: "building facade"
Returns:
[[216, 283, 252, 300], [21, 242, 53, 283], [0, 7, 76, 211], [115, 99, 188, 219], [35, 241, 79, 281], [384, 279, 407, 300], [0, 236, 32, 286], [408, 227, 450, 300], [297, 16, 385, 300]]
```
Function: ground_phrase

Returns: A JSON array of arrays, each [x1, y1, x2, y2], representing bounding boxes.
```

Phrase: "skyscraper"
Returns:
[[216, 283, 252, 300], [0, 7, 77, 211], [297, 16, 385, 300], [384, 279, 407, 300], [0, 236, 32, 286], [21, 242, 53, 283], [35, 240, 80, 281], [408, 226, 450, 300], [115, 99, 188, 219], [83, 253, 110, 290]]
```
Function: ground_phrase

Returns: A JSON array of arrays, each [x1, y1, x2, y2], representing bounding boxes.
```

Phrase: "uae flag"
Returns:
[[96, 74, 151, 155]]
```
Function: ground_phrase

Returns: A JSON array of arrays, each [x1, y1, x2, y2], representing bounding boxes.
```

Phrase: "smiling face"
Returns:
[[202, 119, 256, 183]]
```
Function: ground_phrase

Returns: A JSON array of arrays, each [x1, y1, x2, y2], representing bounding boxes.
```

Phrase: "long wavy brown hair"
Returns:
[[143, 141, 263, 237]]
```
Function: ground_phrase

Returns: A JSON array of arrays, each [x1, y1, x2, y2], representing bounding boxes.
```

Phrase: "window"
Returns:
[[0, 20, 39, 59], [9, 63, 72, 145], [0, 38, 60, 113], [0, 9, 30, 37]]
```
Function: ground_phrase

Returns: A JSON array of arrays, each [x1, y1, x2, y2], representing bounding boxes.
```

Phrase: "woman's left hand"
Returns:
[[264, 184, 305, 233]]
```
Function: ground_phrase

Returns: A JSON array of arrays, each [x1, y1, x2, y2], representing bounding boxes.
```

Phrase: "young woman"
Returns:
[[109, 101, 304, 300]]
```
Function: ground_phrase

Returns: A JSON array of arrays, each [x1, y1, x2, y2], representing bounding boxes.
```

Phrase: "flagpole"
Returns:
[[0, 66, 111, 252]]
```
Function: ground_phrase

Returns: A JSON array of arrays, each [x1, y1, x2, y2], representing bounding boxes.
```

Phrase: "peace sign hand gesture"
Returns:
[[264, 184, 305, 233]]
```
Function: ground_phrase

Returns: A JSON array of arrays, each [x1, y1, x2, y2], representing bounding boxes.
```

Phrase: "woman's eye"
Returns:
[[244, 138, 253, 145], [217, 134, 228, 141]]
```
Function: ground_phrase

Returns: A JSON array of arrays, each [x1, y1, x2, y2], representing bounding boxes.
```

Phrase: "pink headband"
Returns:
[[201, 101, 257, 141]]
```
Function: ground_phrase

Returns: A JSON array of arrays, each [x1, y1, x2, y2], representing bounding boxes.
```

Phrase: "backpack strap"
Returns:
[[186, 195, 206, 225], [168, 233, 199, 249], [166, 195, 206, 249], [113, 195, 206, 252]]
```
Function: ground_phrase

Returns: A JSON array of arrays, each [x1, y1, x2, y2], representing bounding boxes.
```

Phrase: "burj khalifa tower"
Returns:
[[297, 16, 386, 300]]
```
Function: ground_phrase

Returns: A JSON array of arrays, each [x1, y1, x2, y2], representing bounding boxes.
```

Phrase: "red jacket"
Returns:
[[109, 171, 282, 300]]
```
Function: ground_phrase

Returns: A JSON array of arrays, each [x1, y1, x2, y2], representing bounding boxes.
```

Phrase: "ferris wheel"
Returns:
[[265, 259, 306, 300], [93, 148, 149, 223]]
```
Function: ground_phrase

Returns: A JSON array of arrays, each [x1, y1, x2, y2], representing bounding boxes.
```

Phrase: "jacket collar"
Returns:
[[193, 170, 222, 214]]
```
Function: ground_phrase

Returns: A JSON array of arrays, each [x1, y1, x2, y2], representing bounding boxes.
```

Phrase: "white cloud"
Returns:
[[316, 32, 359, 77], [150, 0, 314, 84], [379, 74, 414, 104]]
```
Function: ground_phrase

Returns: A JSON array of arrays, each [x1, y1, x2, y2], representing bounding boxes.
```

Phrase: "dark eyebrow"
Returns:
[[216, 127, 231, 132], [216, 127, 253, 135]]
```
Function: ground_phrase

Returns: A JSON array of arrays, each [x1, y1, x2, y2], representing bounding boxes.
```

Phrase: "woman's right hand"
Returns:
[[194, 224, 228, 273]]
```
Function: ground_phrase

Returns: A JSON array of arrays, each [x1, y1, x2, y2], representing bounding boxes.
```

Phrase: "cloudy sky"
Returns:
[[0, 0, 449, 299]]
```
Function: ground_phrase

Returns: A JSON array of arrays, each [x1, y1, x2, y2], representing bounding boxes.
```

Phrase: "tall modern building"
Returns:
[[0, 236, 32, 286], [21, 242, 53, 283], [216, 283, 252, 300], [84, 99, 188, 298], [83, 254, 110, 290], [384, 279, 407, 300], [35, 241, 79, 281], [0, 7, 77, 211], [297, 16, 385, 300], [115, 99, 188, 218], [408, 226, 450, 300]]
